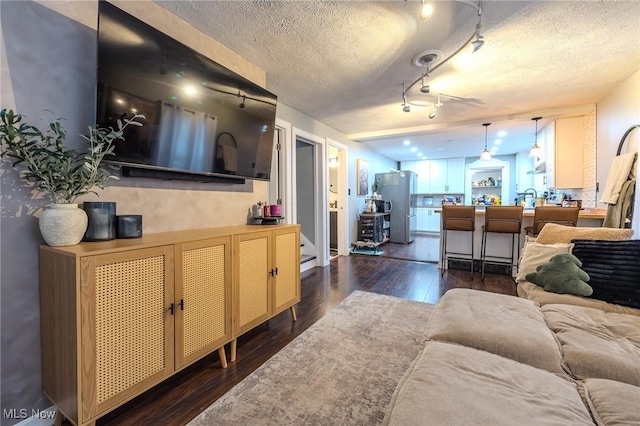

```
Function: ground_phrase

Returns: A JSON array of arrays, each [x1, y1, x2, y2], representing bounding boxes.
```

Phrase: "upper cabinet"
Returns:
[[544, 117, 586, 189], [402, 161, 416, 172], [402, 158, 465, 194], [445, 158, 465, 193], [415, 160, 431, 193]]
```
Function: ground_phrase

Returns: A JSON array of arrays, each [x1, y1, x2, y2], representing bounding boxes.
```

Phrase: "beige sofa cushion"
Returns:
[[425, 288, 565, 374], [385, 341, 593, 426], [542, 304, 640, 386], [582, 379, 640, 426], [536, 223, 633, 244], [518, 281, 640, 316], [515, 242, 574, 283]]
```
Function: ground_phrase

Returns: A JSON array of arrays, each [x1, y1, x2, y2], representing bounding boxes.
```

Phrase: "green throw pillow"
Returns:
[[525, 253, 593, 296]]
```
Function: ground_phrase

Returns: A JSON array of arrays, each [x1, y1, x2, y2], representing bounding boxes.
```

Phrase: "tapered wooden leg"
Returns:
[[218, 346, 227, 369], [230, 339, 237, 362], [54, 409, 63, 426], [290, 305, 297, 321]]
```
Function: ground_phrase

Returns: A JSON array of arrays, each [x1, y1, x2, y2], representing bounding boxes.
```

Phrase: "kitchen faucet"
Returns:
[[516, 188, 538, 208]]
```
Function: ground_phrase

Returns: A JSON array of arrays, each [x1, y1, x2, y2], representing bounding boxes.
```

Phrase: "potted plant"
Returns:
[[0, 109, 144, 246], [372, 178, 381, 200]]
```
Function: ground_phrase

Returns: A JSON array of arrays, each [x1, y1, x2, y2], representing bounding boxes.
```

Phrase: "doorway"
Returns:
[[296, 137, 317, 267], [327, 139, 348, 260], [292, 127, 329, 270]]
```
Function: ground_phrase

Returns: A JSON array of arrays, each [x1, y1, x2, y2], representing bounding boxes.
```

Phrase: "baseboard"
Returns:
[[300, 258, 317, 272]]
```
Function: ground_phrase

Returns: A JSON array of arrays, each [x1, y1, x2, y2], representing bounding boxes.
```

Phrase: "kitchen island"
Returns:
[[436, 207, 607, 271]]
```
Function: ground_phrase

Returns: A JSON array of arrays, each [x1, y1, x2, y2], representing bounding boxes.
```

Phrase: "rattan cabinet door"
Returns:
[[234, 230, 271, 335], [272, 227, 301, 315], [80, 246, 174, 422], [175, 237, 232, 368]]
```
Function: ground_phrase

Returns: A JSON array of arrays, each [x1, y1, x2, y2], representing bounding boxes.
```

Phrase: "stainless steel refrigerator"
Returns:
[[375, 171, 417, 243]]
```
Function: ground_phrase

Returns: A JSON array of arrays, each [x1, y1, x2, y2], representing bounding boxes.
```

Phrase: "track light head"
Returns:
[[402, 104, 411, 113], [471, 34, 484, 52], [428, 109, 436, 119], [420, 84, 430, 94]]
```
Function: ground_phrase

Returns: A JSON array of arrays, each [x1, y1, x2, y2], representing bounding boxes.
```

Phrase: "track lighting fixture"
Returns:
[[480, 123, 492, 161], [402, 83, 411, 112], [420, 75, 430, 94], [428, 108, 437, 120], [528, 117, 543, 158], [239, 95, 246, 109], [471, 8, 484, 53], [401, 0, 484, 115], [471, 34, 484, 52]]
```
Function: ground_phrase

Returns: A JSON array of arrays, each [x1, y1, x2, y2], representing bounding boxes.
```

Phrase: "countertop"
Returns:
[[434, 207, 607, 219]]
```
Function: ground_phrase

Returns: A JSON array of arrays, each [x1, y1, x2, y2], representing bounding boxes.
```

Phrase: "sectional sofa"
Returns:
[[384, 224, 640, 425]]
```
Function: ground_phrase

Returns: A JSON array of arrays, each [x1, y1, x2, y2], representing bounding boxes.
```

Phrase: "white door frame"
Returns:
[[271, 118, 294, 223], [293, 127, 328, 267], [327, 138, 349, 257]]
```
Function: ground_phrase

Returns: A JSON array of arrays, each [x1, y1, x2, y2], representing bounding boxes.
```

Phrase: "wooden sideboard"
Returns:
[[40, 224, 300, 426]]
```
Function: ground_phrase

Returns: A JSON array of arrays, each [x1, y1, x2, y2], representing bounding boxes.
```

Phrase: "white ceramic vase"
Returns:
[[39, 203, 88, 247]]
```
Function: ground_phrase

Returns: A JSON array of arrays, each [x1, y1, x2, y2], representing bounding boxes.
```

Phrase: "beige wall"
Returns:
[[596, 69, 640, 209], [17, 0, 273, 233]]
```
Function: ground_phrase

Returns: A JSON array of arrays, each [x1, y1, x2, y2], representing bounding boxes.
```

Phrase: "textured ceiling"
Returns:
[[155, 0, 640, 161]]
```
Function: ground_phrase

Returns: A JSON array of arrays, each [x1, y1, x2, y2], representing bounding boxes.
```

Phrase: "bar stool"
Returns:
[[481, 206, 523, 281], [524, 206, 580, 237], [440, 205, 476, 279]]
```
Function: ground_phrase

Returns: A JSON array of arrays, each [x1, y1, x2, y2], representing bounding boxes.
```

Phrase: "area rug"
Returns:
[[188, 291, 434, 425], [351, 247, 384, 256]]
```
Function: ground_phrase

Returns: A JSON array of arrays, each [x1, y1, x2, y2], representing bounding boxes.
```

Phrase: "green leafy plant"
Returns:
[[372, 178, 381, 193], [0, 109, 144, 204]]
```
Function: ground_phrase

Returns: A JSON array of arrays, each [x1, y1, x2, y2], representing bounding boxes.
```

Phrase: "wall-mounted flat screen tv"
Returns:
[[97, 1, 277, 182]]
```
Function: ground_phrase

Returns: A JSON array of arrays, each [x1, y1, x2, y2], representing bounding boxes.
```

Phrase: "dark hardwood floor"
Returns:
[[97, 250, 516, 426]]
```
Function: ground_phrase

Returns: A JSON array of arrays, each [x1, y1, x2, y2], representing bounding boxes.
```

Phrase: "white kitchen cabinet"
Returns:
[[432, 158, 465, 194], [545, 117, 585, 189], [445, 158, 465, 193], [401, 161, 416, 172], [429, 159, 447, 193], [415, 160, 431, 193], [416, 208, 441, 233], [416, 208, 429, 231], [409, 158, 465, 194], [427, 208, 441, 232]]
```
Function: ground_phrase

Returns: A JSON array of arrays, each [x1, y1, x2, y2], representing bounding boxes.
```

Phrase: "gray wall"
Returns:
[[1, 2, 97, 420]]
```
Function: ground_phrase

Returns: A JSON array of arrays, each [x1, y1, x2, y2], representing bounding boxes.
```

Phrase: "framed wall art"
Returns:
[[357, 158, 369, 196]]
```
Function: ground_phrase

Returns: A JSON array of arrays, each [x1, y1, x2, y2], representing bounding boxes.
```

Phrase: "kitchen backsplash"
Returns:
[[419, 194, 464, 206]]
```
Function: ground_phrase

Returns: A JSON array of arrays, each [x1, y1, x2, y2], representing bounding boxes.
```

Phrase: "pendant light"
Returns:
[[528, 117, 543, 158], [480, 123, 492, 161]]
